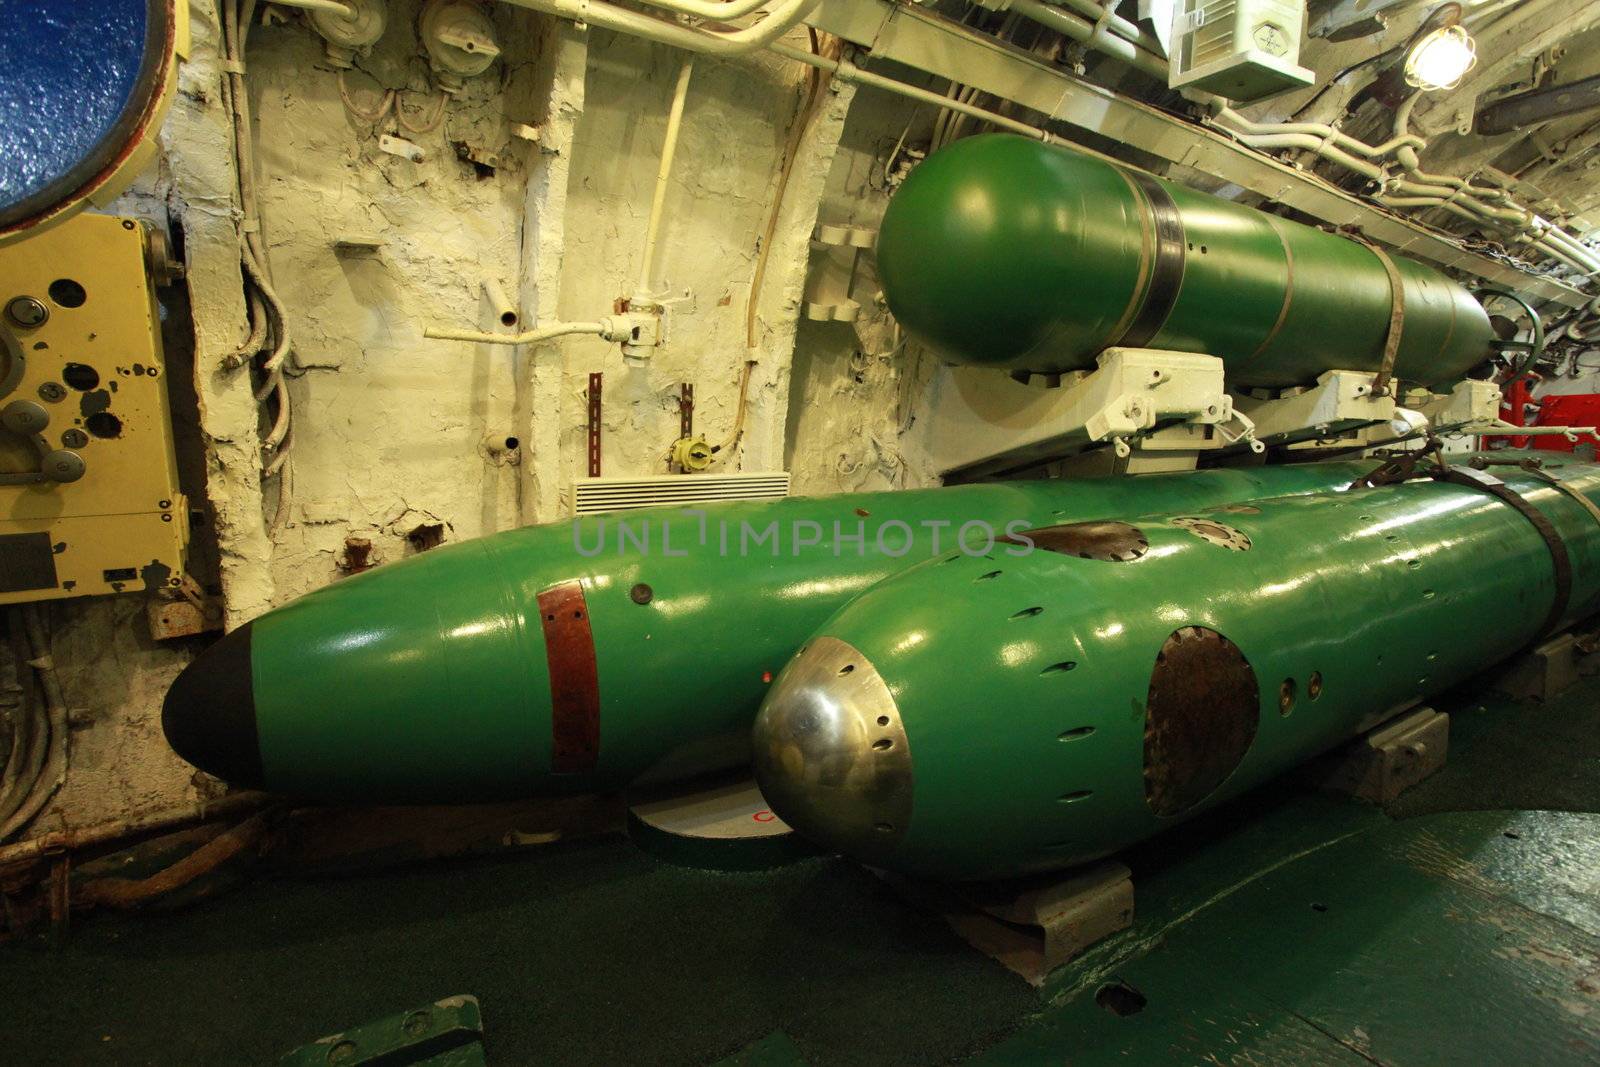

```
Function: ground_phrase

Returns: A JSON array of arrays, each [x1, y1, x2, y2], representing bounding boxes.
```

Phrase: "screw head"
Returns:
[[5, 296, 47, 328]]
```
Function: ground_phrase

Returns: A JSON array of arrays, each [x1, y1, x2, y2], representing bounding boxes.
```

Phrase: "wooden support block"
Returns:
[[882, 860, 1134, 986], [1307, 706, 1448, 805], [1492, 632, 1589, 703]]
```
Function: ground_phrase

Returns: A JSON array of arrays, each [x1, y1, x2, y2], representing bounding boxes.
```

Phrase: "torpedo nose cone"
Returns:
[[751, 635, 913, 864], [162, 622, 265, 789]]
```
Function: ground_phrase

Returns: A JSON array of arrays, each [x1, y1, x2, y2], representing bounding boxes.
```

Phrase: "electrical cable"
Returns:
[[746, 28, 828, 350], [0, 617, 29, 828], [0, 616, 44, 833], [221, 0, 298, 529], [337, 68, 395, 125], [0, 607, 69, 843], [395, 90, 449, 135]]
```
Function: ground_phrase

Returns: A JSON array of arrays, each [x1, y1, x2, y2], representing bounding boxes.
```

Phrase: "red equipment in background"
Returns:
[[1531, 393, 1600, 453], [1493, 376, 1538, 449]]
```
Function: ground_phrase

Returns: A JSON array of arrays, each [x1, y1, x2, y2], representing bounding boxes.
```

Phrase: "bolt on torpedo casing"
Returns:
[[752, 460, 1600, 882], [160, 462, 1389, 802]]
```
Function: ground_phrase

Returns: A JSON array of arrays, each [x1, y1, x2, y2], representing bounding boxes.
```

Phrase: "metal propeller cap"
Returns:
[[751, 636, 913, 865]]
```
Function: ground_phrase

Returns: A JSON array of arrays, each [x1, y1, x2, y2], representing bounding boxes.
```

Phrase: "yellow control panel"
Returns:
[[0, 212, 187, 603]]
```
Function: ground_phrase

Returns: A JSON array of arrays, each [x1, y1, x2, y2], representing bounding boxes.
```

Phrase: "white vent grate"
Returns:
[[1170, 0, 1313, 101], [1188, 0, 1240, 67], [569, 472, 791, 515]]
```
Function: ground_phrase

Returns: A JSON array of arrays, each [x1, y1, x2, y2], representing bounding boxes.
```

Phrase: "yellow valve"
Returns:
[[671, 436, 714, 473]]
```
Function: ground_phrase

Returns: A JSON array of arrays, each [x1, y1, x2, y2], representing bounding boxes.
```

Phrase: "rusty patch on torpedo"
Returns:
[[539, 580, 600, 774], [1002, 521, 1149, 561], [1144, 626, 1260, 818]]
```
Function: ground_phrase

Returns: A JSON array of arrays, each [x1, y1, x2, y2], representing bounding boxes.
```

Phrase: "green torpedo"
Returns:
[[161, 462, 1385, 801], [752, 459, 1600, 881], [876, 134, 1495, 387]]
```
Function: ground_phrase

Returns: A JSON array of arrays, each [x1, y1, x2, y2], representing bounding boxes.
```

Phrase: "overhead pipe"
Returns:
[[1008, 0, 1168, 81], [270, 0, 355, 14], [1040, 0, 1166, 57], [1212, 94, 1600, 286], [1215, 107, 1425, 161], [1391, 94, 1511, 203], [497, 0, 821, 55], [633, 0, 789, 19], [770, 42, 1069, 144]]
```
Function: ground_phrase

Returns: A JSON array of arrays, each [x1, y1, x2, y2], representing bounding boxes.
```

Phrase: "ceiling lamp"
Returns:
[[1404, 24, 1477, 92]]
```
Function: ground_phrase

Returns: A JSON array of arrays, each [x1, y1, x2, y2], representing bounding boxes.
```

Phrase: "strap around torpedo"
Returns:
[[1339, 228, 1406, 398], [1435, 466, 1572, 636], [1114, 171, 1187, 350], [1508, 463, 1600, 530]]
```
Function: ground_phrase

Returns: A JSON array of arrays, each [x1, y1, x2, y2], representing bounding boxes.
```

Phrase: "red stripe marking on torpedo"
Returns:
[[538, 581, 600, 774]]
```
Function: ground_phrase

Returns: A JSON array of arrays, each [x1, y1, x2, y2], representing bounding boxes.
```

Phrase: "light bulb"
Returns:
[[1404, 25, 1477, 92]]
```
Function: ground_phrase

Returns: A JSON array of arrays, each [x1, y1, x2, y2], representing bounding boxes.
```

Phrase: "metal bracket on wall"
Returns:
[[803, 223, 876, 323], [587, 372, 602, 478]]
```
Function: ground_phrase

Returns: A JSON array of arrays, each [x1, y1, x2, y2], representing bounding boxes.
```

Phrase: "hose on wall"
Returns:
[[0, 606, 70, 845]]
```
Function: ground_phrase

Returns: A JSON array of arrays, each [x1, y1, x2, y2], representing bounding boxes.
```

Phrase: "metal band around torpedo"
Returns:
[[1113, 171, 1187, 350], [1247, 216, 1296, 363], [1517, 465, 1600, 529], [1340, 229, 1406, 397], [1436, 467, 1571, 636], [538, 580, 601, 774]]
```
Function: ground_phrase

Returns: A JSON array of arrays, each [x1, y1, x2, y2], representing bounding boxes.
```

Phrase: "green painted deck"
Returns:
[[4, 671, 1598, 1065]]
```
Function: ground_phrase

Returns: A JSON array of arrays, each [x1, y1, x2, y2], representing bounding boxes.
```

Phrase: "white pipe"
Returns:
[[1009, 0, 1167, 81], [1048, 0, 1165, 56], [272, 0, 356, 15], [1216, 108, 1423, 160], [634, 0, 785, 20], [424, 321, 611, 345], [1215, 98, 1600, 285], [1543, 228, 1600, 276], [1218, 128, 1387, 181], [1391, 95, 1507, 202], [771, 42, 1063, 144], [499, 0, 819, 55], [482, 279, 520, 329], [640, 59, 695, 295]]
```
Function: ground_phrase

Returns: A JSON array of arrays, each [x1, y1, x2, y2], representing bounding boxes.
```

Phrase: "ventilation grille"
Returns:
[[1169, 0, 1313, 101], [569, 472, 791, 515], [1187, 0, 1239, 68]]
